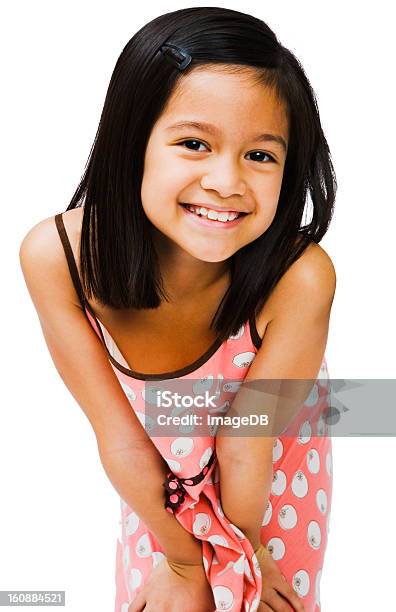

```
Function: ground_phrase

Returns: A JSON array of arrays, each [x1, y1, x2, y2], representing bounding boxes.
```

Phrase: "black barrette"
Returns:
[[160, 43, 192, 71]]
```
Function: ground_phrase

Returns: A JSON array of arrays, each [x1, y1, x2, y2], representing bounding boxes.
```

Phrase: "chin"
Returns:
[[184, 246, 234, 262]]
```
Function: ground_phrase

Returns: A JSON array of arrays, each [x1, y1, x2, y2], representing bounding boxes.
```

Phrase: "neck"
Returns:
[[151, 228, 231, 303]]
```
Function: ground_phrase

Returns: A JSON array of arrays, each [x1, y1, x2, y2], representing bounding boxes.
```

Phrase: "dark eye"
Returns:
[[177, 139, 276, 163], [247, 151, 276, 163], [178, 139, 208, 152]]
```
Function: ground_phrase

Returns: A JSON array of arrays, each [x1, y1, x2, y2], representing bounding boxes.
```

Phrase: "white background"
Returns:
[[1, 1, 395, 610]]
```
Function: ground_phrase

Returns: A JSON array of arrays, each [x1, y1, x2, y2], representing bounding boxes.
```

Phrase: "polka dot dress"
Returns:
[[84, 306, 332, 612]]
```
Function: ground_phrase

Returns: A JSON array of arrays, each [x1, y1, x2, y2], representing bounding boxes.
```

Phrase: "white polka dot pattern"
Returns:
[[85, 309, 332, 612]]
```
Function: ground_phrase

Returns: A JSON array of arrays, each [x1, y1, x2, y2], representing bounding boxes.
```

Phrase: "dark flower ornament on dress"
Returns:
[[162, 450, 217, 513]]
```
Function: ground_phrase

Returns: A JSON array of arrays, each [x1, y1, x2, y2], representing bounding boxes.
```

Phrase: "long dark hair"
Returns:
[[65, 6, 337, 342]]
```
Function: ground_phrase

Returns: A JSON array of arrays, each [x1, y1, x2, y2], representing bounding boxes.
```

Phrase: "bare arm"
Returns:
[[215, 244, 336, 547], [19, 215, 202, 564]]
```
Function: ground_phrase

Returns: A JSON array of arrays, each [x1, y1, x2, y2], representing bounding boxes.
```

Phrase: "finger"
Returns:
[[273, 576, 306, 612], [263, 589, 297, 612], [258, 601, 274, 611], [128, 590, 146, 612]]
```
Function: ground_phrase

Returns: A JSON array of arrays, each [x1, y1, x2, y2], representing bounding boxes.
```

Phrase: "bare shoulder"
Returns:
[[19, 207, 84, 310], [19, 208, 82, 257], [279, 241, 336, 298], [255, 241, 336, 337]]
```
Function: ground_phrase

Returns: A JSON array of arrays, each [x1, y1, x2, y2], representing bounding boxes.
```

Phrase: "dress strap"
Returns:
[[54, 212, 87, 310]]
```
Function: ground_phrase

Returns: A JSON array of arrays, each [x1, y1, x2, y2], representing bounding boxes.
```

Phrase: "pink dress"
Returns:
[[55, 212, 333, 612]]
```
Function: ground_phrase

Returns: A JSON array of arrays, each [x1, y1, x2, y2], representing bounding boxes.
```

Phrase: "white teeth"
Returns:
[[207, 210, 218, 220], [185, 204, 240, 222]]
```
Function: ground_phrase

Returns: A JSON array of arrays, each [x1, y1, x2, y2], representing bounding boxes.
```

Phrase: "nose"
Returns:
[[200, 154, 246, 198]]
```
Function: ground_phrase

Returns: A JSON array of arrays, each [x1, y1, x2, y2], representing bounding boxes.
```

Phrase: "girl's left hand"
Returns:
[[254, 544, 306, 612], [128, 556, 216, 612]]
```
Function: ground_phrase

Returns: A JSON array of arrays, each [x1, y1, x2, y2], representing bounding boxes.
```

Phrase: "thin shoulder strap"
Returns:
[[54, 212, 87, 310]]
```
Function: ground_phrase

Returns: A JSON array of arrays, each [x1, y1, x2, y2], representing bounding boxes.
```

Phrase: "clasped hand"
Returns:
[[128, 544, 306, 612]]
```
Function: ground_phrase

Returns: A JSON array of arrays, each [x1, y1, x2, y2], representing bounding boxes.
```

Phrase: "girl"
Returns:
[[19, 6, 336, 612]]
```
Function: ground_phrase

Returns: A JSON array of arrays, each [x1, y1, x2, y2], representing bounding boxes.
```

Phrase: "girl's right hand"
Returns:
[[128, 556, 216, 612], [254, 544, 306, 612]]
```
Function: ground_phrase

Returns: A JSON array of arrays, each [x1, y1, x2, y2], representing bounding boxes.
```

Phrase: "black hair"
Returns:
[[65, 6, 337, 342]]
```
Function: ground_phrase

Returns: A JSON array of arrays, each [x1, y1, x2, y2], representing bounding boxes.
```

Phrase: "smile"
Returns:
[[179, 203, 248, 229]]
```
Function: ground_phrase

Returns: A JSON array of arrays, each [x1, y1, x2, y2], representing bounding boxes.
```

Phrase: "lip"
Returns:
[[185, 202, 246, 213], [179, 203, 248, 229]]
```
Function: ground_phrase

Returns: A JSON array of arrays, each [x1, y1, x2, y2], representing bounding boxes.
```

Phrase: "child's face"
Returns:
[[141, 66, 289, 264]]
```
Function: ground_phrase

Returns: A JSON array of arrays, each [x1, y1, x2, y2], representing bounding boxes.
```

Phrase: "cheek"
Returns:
[[141, 169, 192, 213], [257, 194, 279, 220], [141, 167, 171, 210], [263, 207, 279, 233], [246, 201, 279, 240]]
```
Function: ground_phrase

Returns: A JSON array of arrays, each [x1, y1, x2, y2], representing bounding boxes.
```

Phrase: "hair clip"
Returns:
[[160, 43, 192, 71]]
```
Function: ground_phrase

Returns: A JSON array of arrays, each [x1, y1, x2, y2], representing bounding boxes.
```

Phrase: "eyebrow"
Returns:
[[165, 120, 287, 152]]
